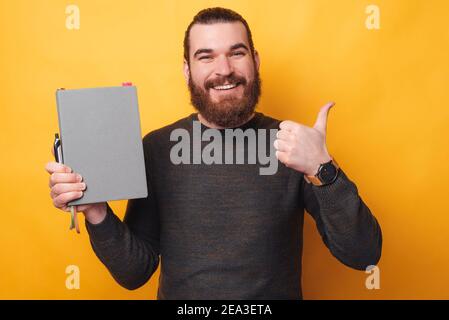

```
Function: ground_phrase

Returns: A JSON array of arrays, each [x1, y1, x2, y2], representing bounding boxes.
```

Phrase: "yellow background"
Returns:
[[1, 0, 448, 299]]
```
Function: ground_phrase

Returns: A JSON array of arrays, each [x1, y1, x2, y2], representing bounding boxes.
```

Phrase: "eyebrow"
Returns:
[[229, 43, 249, 52], [193, 42, 250, 59], [193, 48, 213, 58]]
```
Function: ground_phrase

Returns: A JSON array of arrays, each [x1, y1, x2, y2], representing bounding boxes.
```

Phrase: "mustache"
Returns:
[[204, 74, 247, 90]]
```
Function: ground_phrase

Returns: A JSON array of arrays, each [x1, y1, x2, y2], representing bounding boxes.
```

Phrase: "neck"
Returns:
[[197, 112, 255, 129]]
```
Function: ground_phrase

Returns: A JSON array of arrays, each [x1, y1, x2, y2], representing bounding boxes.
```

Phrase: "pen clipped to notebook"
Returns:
[[53, 133, 80, 234]]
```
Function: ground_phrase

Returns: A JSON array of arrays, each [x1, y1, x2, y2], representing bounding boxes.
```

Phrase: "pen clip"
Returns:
[[53, 132, 79, 233]]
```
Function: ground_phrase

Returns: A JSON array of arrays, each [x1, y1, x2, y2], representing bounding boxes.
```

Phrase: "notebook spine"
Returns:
[[55, 88, 65, 164]]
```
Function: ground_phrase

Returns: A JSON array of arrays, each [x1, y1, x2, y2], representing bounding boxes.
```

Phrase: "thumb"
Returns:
[[313, 101, 335, 134]]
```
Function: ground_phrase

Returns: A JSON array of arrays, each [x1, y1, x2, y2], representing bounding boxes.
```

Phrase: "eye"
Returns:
[[232, 51, 245, 57], [199, 56, 212, 61]]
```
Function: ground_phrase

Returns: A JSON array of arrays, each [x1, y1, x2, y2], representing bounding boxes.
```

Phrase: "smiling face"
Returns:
[[184, 21, 261, 128]]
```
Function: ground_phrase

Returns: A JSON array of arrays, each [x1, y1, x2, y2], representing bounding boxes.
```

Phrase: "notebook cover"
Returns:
[[55, 86, 148, 205]]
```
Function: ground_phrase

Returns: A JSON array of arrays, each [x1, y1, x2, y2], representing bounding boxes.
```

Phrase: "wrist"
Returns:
[[306, 154, 332, 176], [305, 157, 339, 186], [84, 202, 107, 225]]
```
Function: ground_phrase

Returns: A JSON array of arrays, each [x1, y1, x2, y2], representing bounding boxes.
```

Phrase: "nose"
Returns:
[[215, 55, 233, 77]]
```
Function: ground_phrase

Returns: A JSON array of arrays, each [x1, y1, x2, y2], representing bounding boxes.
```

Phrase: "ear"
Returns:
[[183, 59, 190, 85], [253, 50, 260, 71]]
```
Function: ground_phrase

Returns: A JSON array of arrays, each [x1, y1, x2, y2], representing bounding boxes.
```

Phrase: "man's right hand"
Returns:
[[45, 156, 107, 225]]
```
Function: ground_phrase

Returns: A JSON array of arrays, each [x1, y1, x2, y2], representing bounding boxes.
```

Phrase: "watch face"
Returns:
[[319, 162, 337, 183]]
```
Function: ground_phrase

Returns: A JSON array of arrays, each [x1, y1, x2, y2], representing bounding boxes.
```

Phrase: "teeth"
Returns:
[[213, 83, 238, 90]]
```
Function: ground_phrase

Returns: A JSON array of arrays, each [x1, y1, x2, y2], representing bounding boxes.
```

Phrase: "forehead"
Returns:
[[189, 22, 249, 53]]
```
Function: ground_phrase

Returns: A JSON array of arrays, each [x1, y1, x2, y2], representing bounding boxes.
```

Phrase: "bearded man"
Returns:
[[46, 7, 382, 299]]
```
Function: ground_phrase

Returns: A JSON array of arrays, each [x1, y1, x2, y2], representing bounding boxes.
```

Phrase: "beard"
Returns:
[[188, 66, 261, 128]]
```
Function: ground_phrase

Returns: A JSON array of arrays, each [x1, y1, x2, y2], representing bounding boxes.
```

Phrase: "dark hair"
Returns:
[[183, 7, 255, 65]]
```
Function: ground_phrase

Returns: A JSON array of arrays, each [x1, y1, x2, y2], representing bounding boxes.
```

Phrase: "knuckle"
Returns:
[[58, 193, 70, 206], [279, 140, 287, 149], [52, 197, 60, 208], [288, 144, 295, 153], [52, 184, 61, 195], [275, 140, 282, 149], [49, 173, 56, 185]]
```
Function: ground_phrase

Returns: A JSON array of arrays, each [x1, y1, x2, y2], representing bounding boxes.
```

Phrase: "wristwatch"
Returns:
[[304, 158, 340, 186]]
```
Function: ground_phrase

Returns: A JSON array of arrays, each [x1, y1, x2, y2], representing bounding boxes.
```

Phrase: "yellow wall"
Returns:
[[1, 0, 448, 299]]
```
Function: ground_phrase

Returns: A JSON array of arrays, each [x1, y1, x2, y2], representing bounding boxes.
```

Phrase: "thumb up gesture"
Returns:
[[274, 102, 335, 176]]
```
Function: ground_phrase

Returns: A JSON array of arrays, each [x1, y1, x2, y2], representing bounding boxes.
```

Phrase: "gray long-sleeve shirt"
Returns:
[[85, 112, 382, 299]]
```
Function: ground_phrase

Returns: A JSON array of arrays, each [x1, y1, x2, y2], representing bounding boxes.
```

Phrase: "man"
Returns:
[[45, 7, 382, 299]]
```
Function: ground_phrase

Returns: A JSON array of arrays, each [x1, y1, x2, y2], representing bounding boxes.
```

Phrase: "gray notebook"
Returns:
[[55, 85, 148, 206]]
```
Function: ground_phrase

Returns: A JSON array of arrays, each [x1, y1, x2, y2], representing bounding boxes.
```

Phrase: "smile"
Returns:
[[212, 83, 240, 90]]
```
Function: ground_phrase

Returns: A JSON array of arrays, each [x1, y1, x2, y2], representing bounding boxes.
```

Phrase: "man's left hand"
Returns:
[[274, 102, 335, 176]]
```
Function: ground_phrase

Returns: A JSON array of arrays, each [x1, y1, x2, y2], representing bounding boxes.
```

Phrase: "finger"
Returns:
[[74, 207, 80, 233], [273, 139, 291, 152], [45, 161, 72, 174], [276, 129, 294, 142], [279, 120, 299, 132], [49, 172, 82, 188], [53, 191, 84, 208], [313, 101, 335, 134], [51, 182, 86, 198], [61, 205, 84, 213], [275, 151, 289, 166], [76, 204, 91, 212]]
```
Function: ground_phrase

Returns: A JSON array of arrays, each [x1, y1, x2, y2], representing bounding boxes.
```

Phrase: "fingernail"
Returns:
[[65, 167, 72, 173], [81, 183, 86, 190], [77, 174, 82, 182]]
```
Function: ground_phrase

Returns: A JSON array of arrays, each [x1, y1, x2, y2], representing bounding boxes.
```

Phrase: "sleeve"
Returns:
[[303, 168, 382, 270], [85, 138, 160, 290]]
